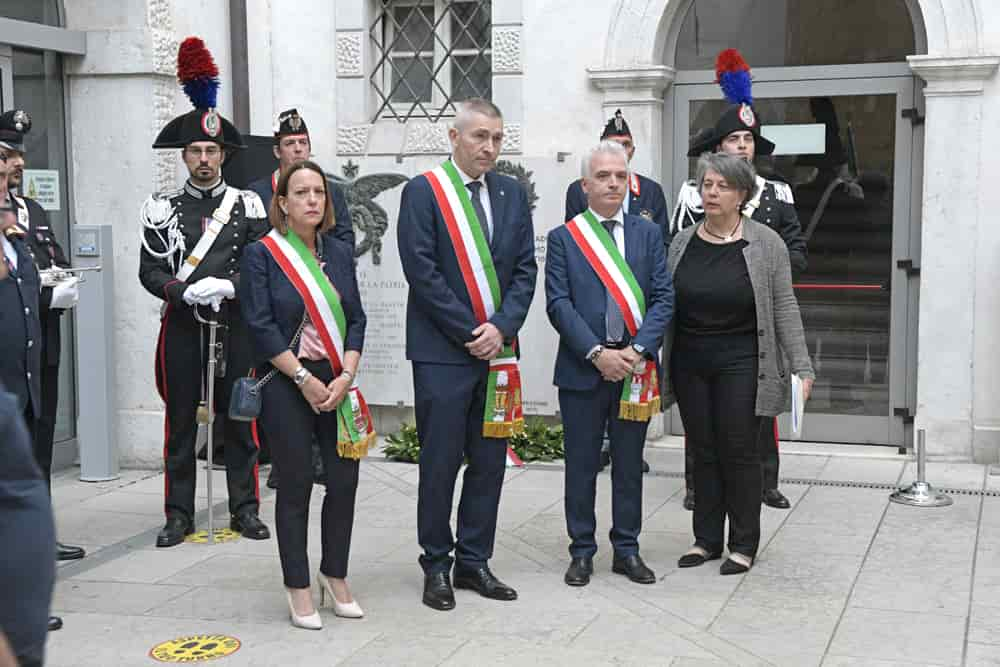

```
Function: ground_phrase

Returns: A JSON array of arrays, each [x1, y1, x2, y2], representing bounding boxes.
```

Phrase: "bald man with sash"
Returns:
[[398, 99, 537, 611]]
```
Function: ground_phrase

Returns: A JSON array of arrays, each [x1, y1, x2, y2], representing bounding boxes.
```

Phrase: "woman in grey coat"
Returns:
[[662, 153, 814, 574]]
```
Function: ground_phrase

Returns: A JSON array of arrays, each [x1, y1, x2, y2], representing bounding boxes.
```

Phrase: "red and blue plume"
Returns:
[[715, 48, 752, 106], [176, 37, 219, 110]]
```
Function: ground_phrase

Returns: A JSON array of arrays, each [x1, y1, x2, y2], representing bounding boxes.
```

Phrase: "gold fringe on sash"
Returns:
[[337, 430, 377, 460], [618, 397, 661, 423], [483, 417, 525, 439]]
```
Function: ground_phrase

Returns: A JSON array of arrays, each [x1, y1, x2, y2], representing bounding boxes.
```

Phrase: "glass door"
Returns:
[[669, 72, 918, 446]]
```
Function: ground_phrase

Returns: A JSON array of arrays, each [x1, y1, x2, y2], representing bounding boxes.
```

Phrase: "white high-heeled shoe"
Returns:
[[286, 590, 323, 630], [318, 572, 364, 618]]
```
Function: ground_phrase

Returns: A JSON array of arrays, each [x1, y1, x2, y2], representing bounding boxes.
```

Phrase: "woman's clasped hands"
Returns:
[[299, 375, 350, 414]]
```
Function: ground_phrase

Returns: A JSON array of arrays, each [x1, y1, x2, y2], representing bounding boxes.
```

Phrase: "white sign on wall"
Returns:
[[22, 169, 61, 211]]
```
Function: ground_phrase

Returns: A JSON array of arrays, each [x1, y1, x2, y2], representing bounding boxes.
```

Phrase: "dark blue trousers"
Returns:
[[560, 381, 649, 559], [414, 362, 507, 575]]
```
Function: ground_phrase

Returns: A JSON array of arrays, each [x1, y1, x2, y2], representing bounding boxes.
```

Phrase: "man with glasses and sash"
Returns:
[[139, 37, 271, 548], [546, 140, 672, 587], [398, 98, 537, 611]]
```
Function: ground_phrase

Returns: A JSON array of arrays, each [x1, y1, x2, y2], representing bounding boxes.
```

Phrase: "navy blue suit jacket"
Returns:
[[239, 232, 366, 367], [397, 167, 537, 365], [247, 175, 356, 252], [545, 213, 673, 391], [0, 235, 42, 416], [565, 174, 669, 245]]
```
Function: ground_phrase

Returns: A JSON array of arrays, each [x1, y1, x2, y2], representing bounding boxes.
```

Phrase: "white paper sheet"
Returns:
[[790, 373, 805, 439]]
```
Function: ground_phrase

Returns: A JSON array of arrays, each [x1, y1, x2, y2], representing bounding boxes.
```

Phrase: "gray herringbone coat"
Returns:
[[660, 218, 815, 417]]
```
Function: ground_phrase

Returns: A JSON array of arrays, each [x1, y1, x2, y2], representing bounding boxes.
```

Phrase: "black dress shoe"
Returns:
[[683, 489, 696, 511], [230, 511, 271, 540], [762, 488, 791, 509], [612, 554, 656, 584], [57, 542, 86, 561], [453, 565, 518, 601], [564, 557, 593, 587], [48, 616, 63, 632], [641, 459, 650, 473], [422, 571, 456, 611], [156, 514, 193, 548]]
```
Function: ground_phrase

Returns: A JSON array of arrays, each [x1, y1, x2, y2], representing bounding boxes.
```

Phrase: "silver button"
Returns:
[[27, 340, 33, 348], [232, 245, 238, 250], [17, 278, 22, 285], [26, 372, 31, 379], [766, 218, 772, 223], [24, 307, 29, 315]]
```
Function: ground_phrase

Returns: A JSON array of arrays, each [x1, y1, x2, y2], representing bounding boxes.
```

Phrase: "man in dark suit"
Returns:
[[0, 157, 61, 636], [565, 109, 669, 474], [397, 98, 537, 611], [0, 109, 86, 563], [0, 381, 56, 667], [546, 140, 673, 587]]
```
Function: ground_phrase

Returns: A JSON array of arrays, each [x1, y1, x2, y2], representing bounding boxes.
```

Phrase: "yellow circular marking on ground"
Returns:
[[149, 635, 241, 662], [184, 528, 241, 544]]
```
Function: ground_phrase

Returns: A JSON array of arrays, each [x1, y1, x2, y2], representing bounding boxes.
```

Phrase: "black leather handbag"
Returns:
[[228, 315, 307, 422]]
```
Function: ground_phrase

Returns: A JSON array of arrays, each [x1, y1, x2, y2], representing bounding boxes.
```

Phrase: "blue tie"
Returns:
[[603, 219, 624, 343], [466, 181, 491, 244]]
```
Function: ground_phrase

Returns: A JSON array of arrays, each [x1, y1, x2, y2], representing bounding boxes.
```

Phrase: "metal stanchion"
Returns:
[[890, 429, 953, 507], [193, 306, 222, 544]]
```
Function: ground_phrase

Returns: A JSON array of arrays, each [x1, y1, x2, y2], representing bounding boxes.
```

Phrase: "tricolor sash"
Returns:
[[565, 210, 660, 422], [423, 160, 524, 438], [260, 228, 376, 459]]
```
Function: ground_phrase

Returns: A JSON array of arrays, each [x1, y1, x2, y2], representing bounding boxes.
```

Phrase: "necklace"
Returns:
[[703, 218, 742, 242]]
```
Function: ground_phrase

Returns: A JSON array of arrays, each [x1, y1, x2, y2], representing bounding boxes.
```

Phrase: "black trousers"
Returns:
[[671, 333, 763, 558], [154, 306, 259, 521], [32, 358, 58, 490], [414, 362, 507, 575], [259, 359, 359, 589], [560, 380, 648, 559], [685, 416, 781, 491]]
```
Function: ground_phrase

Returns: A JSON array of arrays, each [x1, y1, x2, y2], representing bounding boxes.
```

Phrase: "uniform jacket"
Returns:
[[12, 194, 69, 367], [240, 232, 365, 366], [0, 233, 42, 416], [565, 173, 669, 245], [139, 180, 271, 310], [397, 167, 537, 365], [671, 177, 808, 274], [247, 173, 356, 251], [661, 220, 815, 416], [545, 212, 673, 391]]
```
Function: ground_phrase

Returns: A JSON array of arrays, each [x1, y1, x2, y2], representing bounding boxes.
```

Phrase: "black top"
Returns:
[[674, 232, 756, 336]]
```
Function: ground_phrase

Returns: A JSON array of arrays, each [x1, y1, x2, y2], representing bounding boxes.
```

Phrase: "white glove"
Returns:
[[189, 276, 235, 301], [50, 277, 80, 310], [182, 284, 203, 306]]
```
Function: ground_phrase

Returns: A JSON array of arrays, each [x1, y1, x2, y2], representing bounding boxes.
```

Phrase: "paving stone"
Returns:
[[827, 607, 966, 666]]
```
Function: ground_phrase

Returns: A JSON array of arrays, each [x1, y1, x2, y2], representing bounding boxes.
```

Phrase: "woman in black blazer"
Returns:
[[241, 161, 367, 630]]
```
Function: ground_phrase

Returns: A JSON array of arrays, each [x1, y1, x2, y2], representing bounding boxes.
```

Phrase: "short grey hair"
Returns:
[[581, 140, 628, 179], [695, 152, 757, 198], [453, 98, 503, 130]]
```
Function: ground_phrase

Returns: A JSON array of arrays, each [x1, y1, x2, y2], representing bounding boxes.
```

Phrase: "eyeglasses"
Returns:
[[185, 146, 222, 158]]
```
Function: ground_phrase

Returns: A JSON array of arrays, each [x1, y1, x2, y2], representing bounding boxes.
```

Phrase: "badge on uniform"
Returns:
[[739, 103, 756, 128], [639, 209, 653, 221], [201, 109, 221, 138]]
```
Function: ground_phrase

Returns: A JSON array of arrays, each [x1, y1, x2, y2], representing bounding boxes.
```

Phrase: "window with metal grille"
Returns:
[[370, 0, 492, 122]]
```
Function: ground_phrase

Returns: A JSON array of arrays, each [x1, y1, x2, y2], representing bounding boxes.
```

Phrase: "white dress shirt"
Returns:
[[1, 234, 17, 270], [453, 159, 494, 239]]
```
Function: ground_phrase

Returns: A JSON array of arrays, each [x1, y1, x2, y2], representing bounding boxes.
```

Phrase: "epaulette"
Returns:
[[240, 189, 267, 219], [767, 179, 795, 204], [141, 191, 178, 225], [153, 187, 183, 201], [670, 180, 703, 233]]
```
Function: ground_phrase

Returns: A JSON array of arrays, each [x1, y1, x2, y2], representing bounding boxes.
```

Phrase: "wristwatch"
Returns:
[[587, 345, 605, 362], [292, 366, 311, 387], [631, 343, 646, 357]]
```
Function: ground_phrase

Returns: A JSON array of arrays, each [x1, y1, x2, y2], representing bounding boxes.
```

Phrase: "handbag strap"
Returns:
[[251, 314, 309, 393]]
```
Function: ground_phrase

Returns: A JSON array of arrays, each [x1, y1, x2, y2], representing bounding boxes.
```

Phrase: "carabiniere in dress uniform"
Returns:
[[138, 36, 272, 548]]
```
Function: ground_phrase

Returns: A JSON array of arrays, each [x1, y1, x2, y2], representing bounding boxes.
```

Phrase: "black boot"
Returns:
[[156, 514, 193, 548], [57, 542, 86, 561], [230, 510, 271, 540]]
